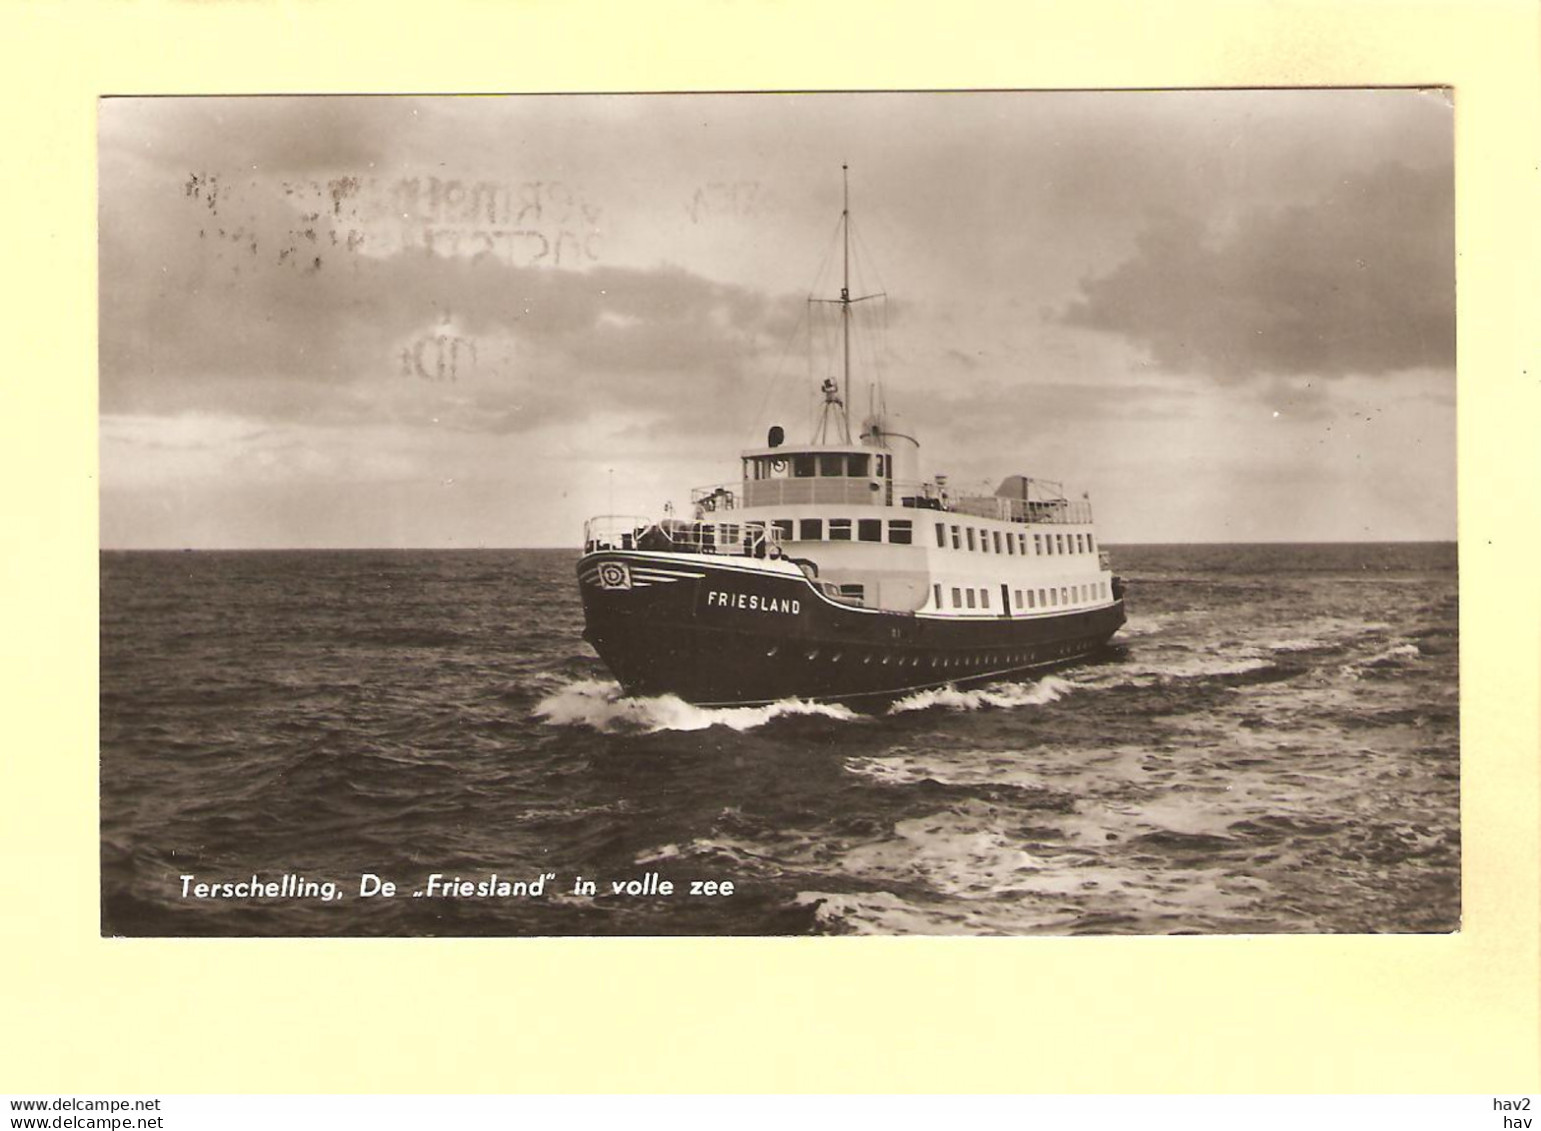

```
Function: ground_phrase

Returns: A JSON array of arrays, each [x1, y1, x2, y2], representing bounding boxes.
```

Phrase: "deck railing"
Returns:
[[584, 514, 787, 558], [690, 480, 1094, 524], [951, 493, 1094, 525], [583, 515, 655, 554], [695, 479, 907, 510]]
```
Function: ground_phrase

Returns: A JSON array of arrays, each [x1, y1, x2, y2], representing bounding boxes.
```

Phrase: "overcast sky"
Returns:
[[99, 91, 1454, 548]]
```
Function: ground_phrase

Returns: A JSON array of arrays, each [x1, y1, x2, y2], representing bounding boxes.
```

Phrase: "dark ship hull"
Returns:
[[578, 550, 1126, 707]]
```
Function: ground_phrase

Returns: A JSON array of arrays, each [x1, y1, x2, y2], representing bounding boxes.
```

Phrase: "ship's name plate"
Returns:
[[705, 590, 802, 615]]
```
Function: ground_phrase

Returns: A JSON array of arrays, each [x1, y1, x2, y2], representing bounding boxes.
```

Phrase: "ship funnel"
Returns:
[[767, 425, 785, 449], [865, 412, 920, 484]]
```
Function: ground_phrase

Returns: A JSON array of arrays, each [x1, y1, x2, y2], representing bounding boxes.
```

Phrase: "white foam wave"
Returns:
[[1115, 611, 1194, 639], [1267, 637, 1326, 653], [886, 675, 1075, 715], [533, 678, 858, 733], [1339, 642, 1421, 680], [793, 889, 1074, 935], [1071, 655, 1275, 689], [634, 843, 684, 864], [845, 747, 1056, 790]]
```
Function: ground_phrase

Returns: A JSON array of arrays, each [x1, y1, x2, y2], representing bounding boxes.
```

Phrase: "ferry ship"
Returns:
[[577, 170, 1125, 707]]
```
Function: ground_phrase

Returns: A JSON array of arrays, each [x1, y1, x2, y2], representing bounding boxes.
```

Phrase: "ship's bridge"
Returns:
[[690, 443, 941, 511]]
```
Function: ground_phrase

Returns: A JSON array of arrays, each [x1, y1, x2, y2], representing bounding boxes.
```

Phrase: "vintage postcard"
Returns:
[[99, 91, 1457, 938]]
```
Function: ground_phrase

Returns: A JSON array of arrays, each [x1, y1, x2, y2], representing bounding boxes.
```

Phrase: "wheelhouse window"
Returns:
[[887, 520, 913, 545], [799, 518, 823, 541], [793, 455, 816, 478], [858, 518, 882, 542], [829, 518, 852, 541], [848, 453, 871, 477], [818, 455, 844, 477]]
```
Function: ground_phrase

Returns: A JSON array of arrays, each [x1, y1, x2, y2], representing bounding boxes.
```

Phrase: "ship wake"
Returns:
[[533, 678, 858, 734], [886, 675, 1077, 714]]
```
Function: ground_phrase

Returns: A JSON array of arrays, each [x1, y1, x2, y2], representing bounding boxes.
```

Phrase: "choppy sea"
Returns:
[[100, 543, 1459, 936]]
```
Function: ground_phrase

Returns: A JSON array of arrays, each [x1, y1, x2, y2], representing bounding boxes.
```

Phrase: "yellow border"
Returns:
[[2, 0, 1537, 1094]]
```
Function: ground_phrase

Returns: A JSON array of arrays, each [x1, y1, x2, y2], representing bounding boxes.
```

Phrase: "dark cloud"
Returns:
[[97, 107, 804, 444], [99, 211, 804, 438], [1058, 160, 1453, 381], [100, 96, 406, 174]]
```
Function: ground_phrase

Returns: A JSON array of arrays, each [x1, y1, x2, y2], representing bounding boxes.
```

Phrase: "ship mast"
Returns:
[[813, 165, 883, 445], [841, 163, 851, 437]]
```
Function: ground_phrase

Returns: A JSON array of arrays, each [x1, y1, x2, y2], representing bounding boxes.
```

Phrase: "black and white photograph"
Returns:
[[99, 90, 1458, 938]]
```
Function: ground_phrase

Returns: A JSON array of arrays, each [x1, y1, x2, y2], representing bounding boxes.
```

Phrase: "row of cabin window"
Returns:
[[932, 580, 1111, 611], [771, 518, 913, 545], [934, 523, 1095, 556], [745, 453, 891, 480]]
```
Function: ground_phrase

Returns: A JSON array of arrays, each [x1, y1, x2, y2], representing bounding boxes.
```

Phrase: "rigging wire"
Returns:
[[847, 214, 891, 424], [745, 190, 899, 448], [747, 212, 844, 443]]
